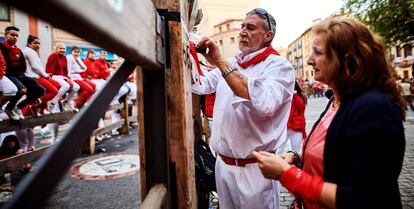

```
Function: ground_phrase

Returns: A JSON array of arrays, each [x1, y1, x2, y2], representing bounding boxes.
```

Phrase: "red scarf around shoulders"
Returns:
[[237, 46, 280, 69]]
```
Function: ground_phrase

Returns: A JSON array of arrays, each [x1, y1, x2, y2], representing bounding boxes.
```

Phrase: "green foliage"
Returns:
[[343, 0, 414, 44]]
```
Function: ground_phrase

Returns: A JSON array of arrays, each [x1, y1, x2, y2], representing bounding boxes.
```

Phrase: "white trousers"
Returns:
[[0, 76, 18, 96], [215, 157, 280, 209]]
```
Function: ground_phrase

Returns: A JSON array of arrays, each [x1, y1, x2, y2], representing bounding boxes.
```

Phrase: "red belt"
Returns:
[[219, 154, 258, 167]]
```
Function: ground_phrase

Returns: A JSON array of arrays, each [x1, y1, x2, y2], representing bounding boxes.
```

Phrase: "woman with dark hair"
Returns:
[[279, 80, 307, 153], [22, 35, 62, 114], [253, 17, 406, 209], [0, 135, 23, 159]]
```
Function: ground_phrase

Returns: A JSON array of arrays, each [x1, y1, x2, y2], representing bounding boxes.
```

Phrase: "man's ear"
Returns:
[[264, 31, 273, 43]]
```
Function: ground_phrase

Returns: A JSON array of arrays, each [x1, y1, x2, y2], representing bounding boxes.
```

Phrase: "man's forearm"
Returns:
[[217, 61, 250, 99]]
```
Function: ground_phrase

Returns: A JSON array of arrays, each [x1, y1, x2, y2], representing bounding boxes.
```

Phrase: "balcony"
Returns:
[[394, 56, 413, 68]]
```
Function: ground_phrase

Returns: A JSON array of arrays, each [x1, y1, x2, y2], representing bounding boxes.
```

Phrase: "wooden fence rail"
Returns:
[[140, 184, 167, 209]]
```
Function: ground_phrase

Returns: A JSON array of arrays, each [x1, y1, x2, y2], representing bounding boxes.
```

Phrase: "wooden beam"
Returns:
[[137, 67, 148, 200], [0, 111, 74, 134], [92, 120, 124, 137], [165, 17, 197, 209], [140, 184, 167, 209], [5, 0, 162, 70], [0, 145, 51, 175], [119, 96, 130, 134]]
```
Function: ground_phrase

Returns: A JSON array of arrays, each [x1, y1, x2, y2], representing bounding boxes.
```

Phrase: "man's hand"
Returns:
[[280, 152, 296, 165], [252, 151, 291, 180], [197, 37, 226, 69]]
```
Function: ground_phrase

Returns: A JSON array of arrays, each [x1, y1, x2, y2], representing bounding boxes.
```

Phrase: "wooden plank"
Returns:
[[0, 145, 51, 175], [5, 0, 162, 70], [165, 20, 197, 209], [119, 96, 130, 134], [140, 184, 167, 209], [92, 120, 124, 136], [137, 67, 148, 200], [0, 111, 74, 134]]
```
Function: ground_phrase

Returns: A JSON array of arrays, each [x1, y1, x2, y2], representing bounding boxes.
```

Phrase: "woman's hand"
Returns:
[[252, 151, 292, 180], [280, 152, 296, 165]]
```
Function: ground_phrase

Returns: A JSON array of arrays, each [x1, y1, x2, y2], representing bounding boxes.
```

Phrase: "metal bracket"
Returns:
[[157, 9, 181, 22], [156, 9, 181, 68]]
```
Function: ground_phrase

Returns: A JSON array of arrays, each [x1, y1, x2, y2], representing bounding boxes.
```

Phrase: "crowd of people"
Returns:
[[193, 7, 407, 209], [0, 26, 137, 159]]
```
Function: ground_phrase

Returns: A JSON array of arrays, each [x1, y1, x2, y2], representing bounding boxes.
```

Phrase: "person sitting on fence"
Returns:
[[67, 46, 95, 108], [45, 42, 79, 112], [0, 26, 45, 120], [23, 35, 62, 115], [15, 128, 35, 152], [0, 49, 18, 121]]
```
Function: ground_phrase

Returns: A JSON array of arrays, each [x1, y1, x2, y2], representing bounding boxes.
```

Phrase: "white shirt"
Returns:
[[22, 47, 47, 78], [192, 47, 295, 158], [67, 54, 87, 80]]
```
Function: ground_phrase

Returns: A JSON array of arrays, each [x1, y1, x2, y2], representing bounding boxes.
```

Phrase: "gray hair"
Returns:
[[246, 8, 276, 43]]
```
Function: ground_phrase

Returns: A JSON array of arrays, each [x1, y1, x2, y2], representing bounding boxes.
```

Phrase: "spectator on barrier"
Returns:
[[192, 8, 295, 209], [81, 49, 97, 91], [90, 51, 110, 91], [45, 42, 79, 112], [0, 26, 45, 120], [23, 35, 62, 115], [253, 17, 406, 209], [278, 80, 307, 153], [0, 49, 18, 121], [67, 46, 95, 108]]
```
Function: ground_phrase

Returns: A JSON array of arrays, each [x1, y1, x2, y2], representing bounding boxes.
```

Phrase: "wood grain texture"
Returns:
[[140, 184, 167, 209], [166, 20, 197, 209], [6, 0, 161, 69]]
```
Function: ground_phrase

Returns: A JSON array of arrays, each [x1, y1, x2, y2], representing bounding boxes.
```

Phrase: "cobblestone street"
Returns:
[[279, 97, 414, 209]]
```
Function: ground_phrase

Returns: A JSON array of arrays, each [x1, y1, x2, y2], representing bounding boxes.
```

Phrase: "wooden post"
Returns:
[[119, 95, 130, 134], [154, 1, 198, 208]]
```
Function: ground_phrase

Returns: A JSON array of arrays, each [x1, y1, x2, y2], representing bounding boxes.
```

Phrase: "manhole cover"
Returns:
[[69, 154, 139, 180]]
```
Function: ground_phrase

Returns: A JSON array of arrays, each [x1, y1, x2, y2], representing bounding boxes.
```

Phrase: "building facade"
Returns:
[[390, 41, 413, 79], [287, 27, 314, 81]]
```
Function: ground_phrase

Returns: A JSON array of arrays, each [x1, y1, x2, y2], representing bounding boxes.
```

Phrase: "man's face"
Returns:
[[5, 29, 19, 45], [238, 14, 272, 56], [56, 44, 66, 55], [100, 51, 107, 60]]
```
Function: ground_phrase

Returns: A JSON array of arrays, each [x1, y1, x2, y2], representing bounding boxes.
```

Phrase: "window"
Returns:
[[403, 44, 412, 57], [0, 2, 10, 21], [219, 26, 222, 33], [219, 40, 223, 45], [396, 45, 401, 57], [226, 24, 230, 31], [230, 37, 235, 44]]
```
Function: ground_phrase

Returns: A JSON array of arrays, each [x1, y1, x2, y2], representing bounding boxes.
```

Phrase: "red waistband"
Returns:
[[219, 154, 258, 167]]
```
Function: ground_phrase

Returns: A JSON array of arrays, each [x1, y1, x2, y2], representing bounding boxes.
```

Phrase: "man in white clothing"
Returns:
[[192, 8, 294, 209]]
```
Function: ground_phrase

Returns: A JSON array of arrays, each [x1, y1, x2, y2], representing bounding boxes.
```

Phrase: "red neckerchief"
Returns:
[[2, 40, 21, 64], [237, 46, 280, 69]]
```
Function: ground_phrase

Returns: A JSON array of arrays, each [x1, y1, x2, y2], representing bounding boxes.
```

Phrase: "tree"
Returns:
[[342, 0, 414, 45]]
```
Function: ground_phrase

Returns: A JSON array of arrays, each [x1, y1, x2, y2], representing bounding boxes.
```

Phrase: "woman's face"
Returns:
[[7, 141, 16, 149], [307, 34, 334, 86]]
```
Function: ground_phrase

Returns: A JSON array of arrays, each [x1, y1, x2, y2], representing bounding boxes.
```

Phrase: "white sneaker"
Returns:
[[111, 130, 119, 135], [5, 108, 20, 121], [96, 135, 104, 141], [47, 101, 56, 114], [13, 107, 25, 120]]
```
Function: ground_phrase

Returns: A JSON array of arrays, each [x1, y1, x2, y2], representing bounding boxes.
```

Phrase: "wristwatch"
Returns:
[[222, 65, 238, 78]]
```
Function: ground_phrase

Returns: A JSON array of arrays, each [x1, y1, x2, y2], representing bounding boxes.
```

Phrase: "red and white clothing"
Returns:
[[46, 52, 79, 111], [192, 47, 295, 209], [23, 47, 61, 109], [280, 92, 307, 152], [67, 54, 95, 107], [0, 50, 17, 96]]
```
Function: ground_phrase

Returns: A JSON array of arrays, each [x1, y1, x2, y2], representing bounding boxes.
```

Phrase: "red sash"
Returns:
[[237, 46, 280, 69]]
